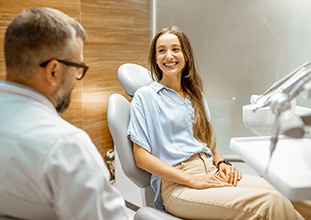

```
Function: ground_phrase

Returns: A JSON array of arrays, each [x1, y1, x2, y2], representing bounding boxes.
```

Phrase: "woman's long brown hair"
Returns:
[[148, 26, 216, 150]]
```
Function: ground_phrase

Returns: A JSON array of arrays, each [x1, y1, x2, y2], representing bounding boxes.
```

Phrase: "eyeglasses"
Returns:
[[39, 59, 89, 80]]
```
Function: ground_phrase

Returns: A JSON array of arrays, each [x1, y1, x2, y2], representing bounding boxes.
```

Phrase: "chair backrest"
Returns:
[[107, 94, 150, 188], [108, 63, 153, 188], [108, 63, 156, 207], [118, 63, 153, 97]]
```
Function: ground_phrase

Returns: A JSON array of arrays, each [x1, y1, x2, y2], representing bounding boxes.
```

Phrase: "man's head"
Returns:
[[4, 7, 87, 112]]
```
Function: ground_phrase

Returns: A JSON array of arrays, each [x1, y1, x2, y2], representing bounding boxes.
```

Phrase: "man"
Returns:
[[0, 7, 131, 220]]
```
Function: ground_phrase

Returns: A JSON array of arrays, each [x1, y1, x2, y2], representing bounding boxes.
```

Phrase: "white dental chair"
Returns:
[[107, 63, 246, 220]]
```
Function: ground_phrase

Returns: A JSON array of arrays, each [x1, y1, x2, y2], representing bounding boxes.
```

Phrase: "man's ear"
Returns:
[[43, 60, 60, 86]]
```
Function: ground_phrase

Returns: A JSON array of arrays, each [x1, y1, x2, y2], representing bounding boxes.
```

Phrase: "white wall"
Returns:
[[155, 0, 311, 154]]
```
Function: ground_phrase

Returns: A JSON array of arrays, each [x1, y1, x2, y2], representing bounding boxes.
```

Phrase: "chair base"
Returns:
[[134, 207, 183, 220]]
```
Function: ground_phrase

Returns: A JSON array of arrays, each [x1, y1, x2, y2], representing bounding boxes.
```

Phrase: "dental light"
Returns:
[[251, 61, 311, 172]]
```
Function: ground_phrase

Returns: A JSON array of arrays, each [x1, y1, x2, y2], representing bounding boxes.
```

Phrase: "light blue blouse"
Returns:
[[127, 81, 213, 209]]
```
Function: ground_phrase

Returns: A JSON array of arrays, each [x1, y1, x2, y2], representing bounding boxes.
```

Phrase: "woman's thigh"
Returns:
[[162, 180, 297, 220], [162, 155, 297, 220], [237, 174, 275, 190]]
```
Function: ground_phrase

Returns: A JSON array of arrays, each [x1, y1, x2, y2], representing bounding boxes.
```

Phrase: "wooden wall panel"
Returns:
[[81, 0, 150, 157], [0, 0, 150, 164]]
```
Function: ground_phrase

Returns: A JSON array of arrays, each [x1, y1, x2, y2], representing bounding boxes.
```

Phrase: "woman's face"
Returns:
[[155, 33, 186, 79]]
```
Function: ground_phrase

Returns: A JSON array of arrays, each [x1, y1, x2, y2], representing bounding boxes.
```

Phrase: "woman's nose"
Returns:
[[166, 50, 173, 58]]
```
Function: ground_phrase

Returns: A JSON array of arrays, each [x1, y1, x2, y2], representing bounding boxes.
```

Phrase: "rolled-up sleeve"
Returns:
[[127, 92, 152, 153]]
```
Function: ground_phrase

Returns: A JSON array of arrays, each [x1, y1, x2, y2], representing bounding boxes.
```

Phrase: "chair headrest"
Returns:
[[118, 63, 153, 97]]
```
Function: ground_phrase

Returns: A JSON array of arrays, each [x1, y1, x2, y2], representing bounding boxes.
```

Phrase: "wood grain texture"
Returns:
[[0, 0, 150, 163]]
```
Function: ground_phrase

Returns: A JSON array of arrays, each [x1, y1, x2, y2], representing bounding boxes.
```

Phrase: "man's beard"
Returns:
[[55, 92, 71, 113], [55, 76, 73, 113]]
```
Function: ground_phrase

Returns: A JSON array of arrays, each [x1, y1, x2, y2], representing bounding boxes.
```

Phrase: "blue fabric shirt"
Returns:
[[127, 81, 213, 209]]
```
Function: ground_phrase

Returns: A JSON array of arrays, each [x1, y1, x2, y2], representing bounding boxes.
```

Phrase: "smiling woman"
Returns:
[[127, 25, 311, 219]]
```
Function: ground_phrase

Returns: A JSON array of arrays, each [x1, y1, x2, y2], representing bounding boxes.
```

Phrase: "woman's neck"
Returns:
[[160, 76, 186, 99]]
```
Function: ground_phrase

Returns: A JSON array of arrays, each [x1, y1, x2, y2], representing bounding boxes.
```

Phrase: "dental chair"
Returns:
[[107, 63, 246, 220]]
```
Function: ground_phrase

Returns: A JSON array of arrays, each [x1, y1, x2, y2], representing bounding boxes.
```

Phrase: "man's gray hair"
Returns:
[[4, 7, 86, 79]]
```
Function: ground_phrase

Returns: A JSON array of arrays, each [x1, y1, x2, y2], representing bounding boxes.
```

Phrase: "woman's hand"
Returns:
[[211, 147, 242, 187], [187, 172, 232, 189], [217, 164, 242, 187]]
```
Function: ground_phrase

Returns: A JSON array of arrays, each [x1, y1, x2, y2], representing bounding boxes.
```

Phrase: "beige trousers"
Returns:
[[161, 153, 311, 220]]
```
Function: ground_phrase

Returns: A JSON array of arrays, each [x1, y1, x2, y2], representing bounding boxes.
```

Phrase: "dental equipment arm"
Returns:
[[253, 61, 311, 109], [250, 61, 311, 173]]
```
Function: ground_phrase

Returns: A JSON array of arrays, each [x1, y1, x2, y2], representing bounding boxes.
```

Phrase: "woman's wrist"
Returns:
[[217, 159, 232, 169]]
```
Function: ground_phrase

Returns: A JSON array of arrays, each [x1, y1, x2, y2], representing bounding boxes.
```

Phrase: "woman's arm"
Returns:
[[211, 147, 225, 168], [133, 143, 231, 189]]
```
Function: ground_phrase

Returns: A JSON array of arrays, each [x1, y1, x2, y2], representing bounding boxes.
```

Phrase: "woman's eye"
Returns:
[[173, 48, 180, 52], [158, 49, 165, 53]]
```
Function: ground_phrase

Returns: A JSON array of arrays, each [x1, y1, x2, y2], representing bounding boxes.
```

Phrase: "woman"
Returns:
[[127, 26, 310, 219]]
